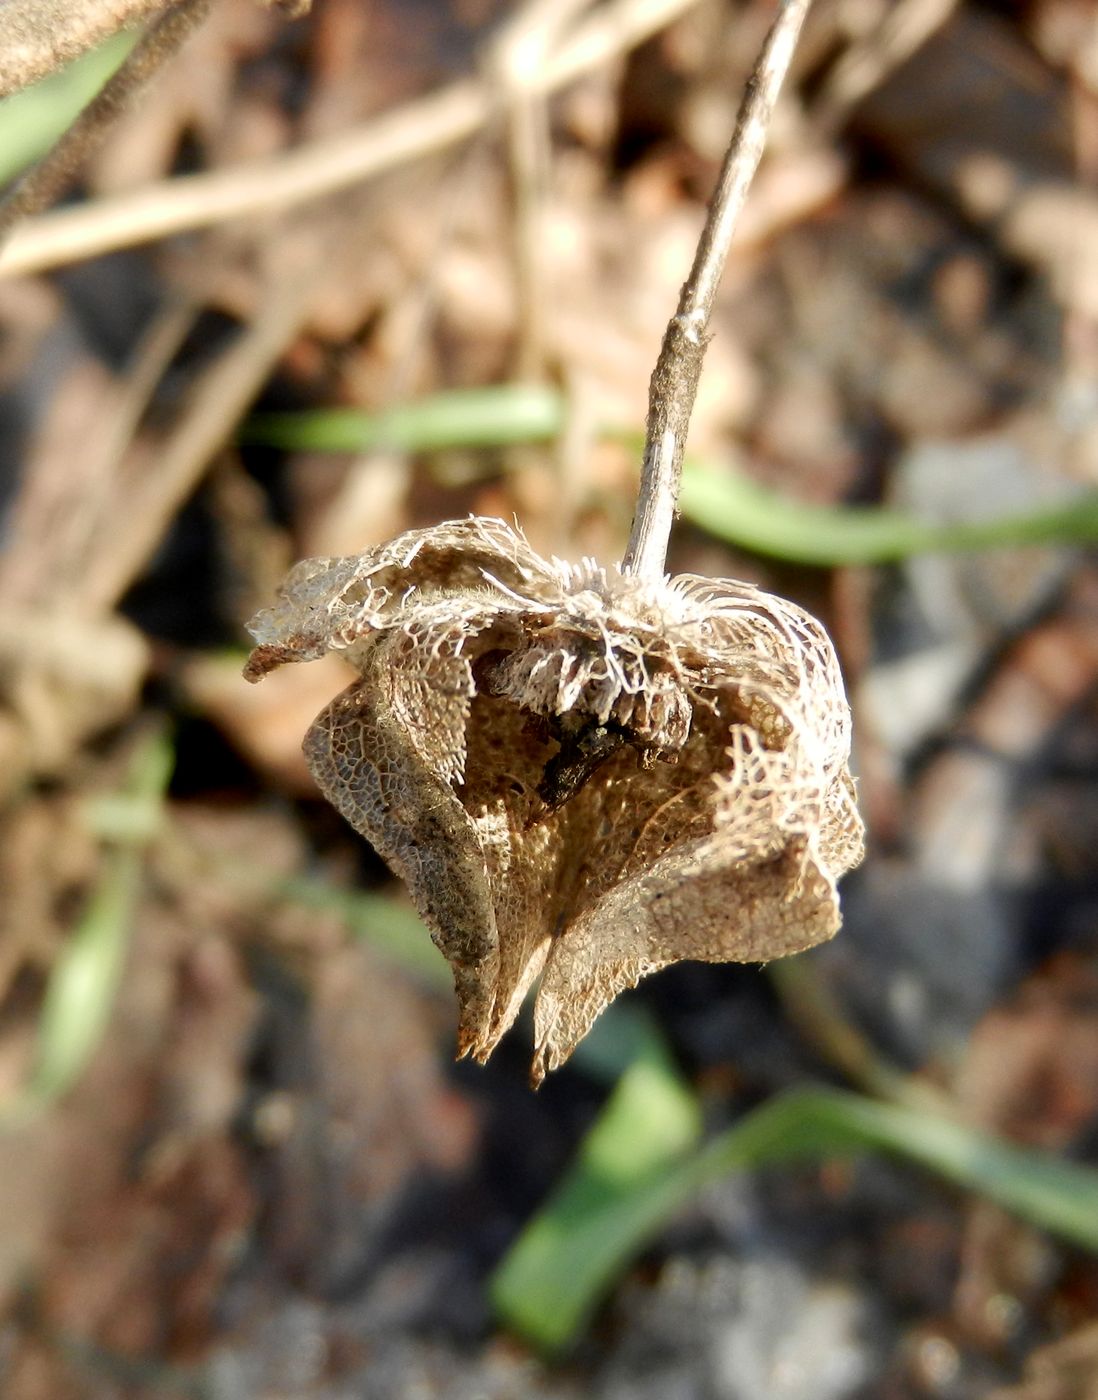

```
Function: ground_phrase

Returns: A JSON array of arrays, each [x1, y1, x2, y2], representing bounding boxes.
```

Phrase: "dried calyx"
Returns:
[[245, 517, 863, 1085]]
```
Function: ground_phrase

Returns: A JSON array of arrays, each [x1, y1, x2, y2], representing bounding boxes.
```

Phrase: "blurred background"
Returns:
[[2, 0, 1098, 1395]]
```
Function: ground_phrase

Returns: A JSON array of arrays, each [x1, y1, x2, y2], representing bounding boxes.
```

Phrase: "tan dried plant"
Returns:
[[244, 518, 863, 1084], [243, 0, 863, 1083]]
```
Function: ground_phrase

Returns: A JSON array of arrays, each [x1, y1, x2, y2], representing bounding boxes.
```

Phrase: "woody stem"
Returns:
[[621, 0, 813, 578]]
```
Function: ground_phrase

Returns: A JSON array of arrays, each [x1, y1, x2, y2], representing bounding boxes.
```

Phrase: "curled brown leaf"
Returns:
[[245, 518, 863, 1084]]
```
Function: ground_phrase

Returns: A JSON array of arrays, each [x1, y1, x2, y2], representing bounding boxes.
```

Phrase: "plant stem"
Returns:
[[622, 0, 812, 577], [0, 0, 705, 278]]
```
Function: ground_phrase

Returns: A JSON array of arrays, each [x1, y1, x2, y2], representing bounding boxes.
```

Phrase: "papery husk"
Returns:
[[245, 518, 864, 1084]]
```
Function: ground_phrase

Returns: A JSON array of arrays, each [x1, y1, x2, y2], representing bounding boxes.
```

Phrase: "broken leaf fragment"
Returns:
[[244, 518, 864, 1084]]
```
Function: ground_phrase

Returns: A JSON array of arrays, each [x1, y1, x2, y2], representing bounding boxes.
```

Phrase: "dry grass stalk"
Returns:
[[0, 0, 703, 278], [624, 0, 813, 577]]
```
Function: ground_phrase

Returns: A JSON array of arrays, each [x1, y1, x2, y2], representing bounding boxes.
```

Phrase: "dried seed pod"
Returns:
[[245, 518, 864, 1084]]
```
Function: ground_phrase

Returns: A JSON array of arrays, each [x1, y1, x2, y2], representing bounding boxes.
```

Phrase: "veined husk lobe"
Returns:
[[244, 517, 864, 1084]]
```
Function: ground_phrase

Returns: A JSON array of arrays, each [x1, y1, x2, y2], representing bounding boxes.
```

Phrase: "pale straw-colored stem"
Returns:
[[622, 0, 813, 578], [0, 0, 704, 278]]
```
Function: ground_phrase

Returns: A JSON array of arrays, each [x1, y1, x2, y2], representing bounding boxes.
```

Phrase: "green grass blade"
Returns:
[[679, 467, 1098, 565], [25, 730, 174, 1107], [489, 1040, 702, 1351], [0, 31, 136, 187], [242, 383, 565, 453], [28, 844, 143, 1104], [491, 1082, 1098, 1354], [684, 1088, 1098, 1249], [245, 383, 1098, 563]]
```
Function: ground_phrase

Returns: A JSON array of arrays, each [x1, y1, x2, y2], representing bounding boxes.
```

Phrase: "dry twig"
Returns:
[[0, 299, 198, 611], [0, 0, 703, 278], [622, 0, 813, 577], [489, 0, 594, 377], [84, 261, 322, 614], [814, 0, 960, 135]]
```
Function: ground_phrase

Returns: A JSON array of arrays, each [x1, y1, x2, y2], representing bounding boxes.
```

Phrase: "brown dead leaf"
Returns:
[[244, 517, 863, 1083]]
